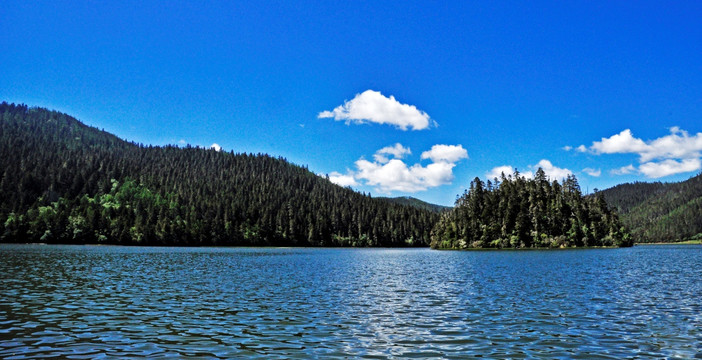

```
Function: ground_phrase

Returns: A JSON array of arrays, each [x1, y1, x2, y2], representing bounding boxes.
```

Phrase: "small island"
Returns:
[[431, 170, 632, 249]]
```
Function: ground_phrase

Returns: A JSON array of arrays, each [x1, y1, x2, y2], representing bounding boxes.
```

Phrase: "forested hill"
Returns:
[[0, 102, 438, 247], [599, 174, 702, 242], [431, 171, 632, 249]]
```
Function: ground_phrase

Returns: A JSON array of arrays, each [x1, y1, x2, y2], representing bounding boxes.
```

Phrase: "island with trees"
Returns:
[[430, 171, 632, 249]]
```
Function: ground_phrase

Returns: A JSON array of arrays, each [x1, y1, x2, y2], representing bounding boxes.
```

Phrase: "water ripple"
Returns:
[[1, 244, 701, 358]]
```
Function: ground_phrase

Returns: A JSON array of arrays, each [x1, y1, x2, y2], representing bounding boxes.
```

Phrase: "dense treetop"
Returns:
[[0, 102, 437, 246], [431, 170, 632, 249]]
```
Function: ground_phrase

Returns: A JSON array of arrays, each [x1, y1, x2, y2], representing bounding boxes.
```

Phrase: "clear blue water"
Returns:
[[1, 244, 701, 359]]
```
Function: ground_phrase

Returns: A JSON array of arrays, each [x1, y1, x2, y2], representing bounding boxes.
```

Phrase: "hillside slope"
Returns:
[[377, 196, 449, 213], [0, 102, 437, 246], [599, 174, 702, 242]]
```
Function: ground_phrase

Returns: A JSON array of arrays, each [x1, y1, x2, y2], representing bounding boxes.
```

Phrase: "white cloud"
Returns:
[[210, 143, 222, 151], [530, 159, 572, 180], [584, 127, 702, 178], [487, 166, 535, 180], [641, 127, 702, 162], [420, 144, 468, 163], [373, 143, 411, 163], [611, 164, 637, 175], [328, 171, 358, 187], [590, 129, 648, 156], [318, 90, 434, 131], [576, 145, 588, 152], [639, 158, 702, 178], [582, 168, 601, 177], [355, 159, 457, 193], [337, 143, 467, 193], [178, 139, 187, 145], [562, 145, 572, 151], [590, 127, 702, 162], [486, 165, 515, 180], [486, 160, 570, 181]]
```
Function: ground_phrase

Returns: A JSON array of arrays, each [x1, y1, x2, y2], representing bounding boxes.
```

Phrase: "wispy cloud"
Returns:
[[611, 164, 637, 175], [335, 144, 467, 193], [582, 167, 601, 177], [319, 90, 435, 131]]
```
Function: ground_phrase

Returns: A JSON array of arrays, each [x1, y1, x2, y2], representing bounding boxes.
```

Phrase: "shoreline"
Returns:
[[433, 245, 622, 251], [635, 240, 701, 245]]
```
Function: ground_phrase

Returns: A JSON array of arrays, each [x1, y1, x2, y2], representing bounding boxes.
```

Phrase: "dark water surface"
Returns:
[[1, 245, 700, 359]]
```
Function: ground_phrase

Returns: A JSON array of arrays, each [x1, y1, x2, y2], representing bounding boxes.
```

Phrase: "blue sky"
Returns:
[[2, 1, 701, 206]]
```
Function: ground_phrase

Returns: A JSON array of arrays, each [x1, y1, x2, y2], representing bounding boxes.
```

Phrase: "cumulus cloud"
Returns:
[[562, 146, 573, 151], [487, 166, 535, 180], [210, 143, 222, 151], [582, 168, 601, 177], [530, 159, 572, 180], [420, 144, 469, 163], [486, 165, 515, 180], [486, 160, 571, 181], [584, 127, 702, 178], [611, 164, 637, 175], [178, 139, 187, 145], [590, 129, 648, 156], [355, 159, 458, 192], [639, 158, 702, 178], [335, 143, 467, 193], [318, 90, 434, 130], [576, 145, 588, 153], [590, 127, 702, 162], [373, 143, 411, 163], [328, 171, 358, 187]]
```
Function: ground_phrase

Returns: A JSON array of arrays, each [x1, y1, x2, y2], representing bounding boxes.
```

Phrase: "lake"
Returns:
[[1, 244, 700, 359]]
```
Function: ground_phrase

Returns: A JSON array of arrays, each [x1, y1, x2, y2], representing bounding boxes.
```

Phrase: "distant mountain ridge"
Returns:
[[377, 196, 450, 213], [599, 173, 702, 242], [0, 102, 438, 247]]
